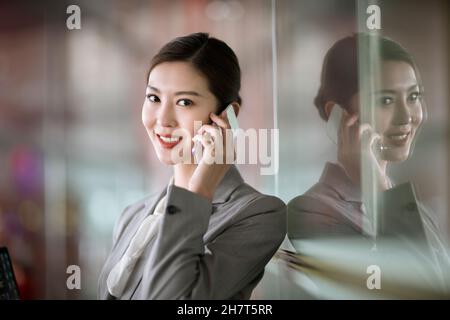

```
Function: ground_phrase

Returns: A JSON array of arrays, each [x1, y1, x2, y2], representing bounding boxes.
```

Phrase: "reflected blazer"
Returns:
[[287, 162, 450, 294], [98, 165, 286, 299]]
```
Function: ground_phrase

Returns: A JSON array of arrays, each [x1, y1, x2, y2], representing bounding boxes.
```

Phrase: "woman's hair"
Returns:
[[147, 32, 242, 113], [314, 33, 420, 121]]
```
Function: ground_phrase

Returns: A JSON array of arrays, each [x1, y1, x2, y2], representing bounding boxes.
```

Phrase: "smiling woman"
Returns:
[[287, 33, 450, 296], [143, 61, 219, 164], [97, 32, 286, 300], [289, 34, 427, 226]]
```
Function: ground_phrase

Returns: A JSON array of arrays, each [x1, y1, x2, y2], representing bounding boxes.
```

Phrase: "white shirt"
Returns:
[[106, 177, 174, 297]]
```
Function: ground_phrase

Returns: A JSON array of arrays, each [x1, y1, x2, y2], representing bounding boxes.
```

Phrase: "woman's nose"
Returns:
[[157, 101, 177, 127], [393, 98, 412, 125]]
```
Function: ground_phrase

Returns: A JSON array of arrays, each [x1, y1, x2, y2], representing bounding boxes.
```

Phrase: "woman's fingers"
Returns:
[[338, 112, 359, 148], [345, 114, 359, 127], [360, 123, 382, 157], [210, 112, 231, 130], [195, 121, 236, 164], [197, 124, 222, 142], [359, 123, 375, 142]]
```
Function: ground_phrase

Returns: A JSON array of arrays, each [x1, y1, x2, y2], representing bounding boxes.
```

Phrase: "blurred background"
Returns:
[[0, 0, 276, 299], [0, 0, 449, 299]]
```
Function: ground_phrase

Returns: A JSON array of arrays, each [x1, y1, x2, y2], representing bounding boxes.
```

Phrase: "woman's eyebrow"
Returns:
[[374, 89, 396, 94], [147, 85, 160, 92], [374, 84, 419, 94], [174, 91, 202, 97], [146, 85, 202, 97], [407, 84, 420, 91]]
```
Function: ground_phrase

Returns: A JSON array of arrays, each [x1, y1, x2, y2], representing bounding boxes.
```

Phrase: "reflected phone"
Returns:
[[326, 104, 386, 153], [326, 104, 342, 145]]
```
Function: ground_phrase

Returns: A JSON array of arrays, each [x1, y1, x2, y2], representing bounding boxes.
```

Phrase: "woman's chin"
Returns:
[[156, 152, 193, 166], [381, 148, 410, 163], [160, 159, 176, 165], [154, 152, 176, 165]]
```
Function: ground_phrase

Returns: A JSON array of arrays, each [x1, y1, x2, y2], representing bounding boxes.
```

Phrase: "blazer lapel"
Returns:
[[211, 165, 244, 204]]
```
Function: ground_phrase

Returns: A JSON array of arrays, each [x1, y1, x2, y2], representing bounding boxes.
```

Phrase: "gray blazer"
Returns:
[[97, 165, 286, 299], [287, 162, 450, 295]]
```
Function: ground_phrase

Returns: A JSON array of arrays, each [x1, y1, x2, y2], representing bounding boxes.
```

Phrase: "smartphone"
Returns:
[[326, 104, 386, 154], [192, 104, 239, 163], [225, 104, 239, 137], [326, 104, 342, 145], [0, 247, 20, 300]]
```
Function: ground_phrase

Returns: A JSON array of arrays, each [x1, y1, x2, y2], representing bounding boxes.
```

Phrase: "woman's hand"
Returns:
[[337, 110, 390, 192], [188, 110, 236, 201]]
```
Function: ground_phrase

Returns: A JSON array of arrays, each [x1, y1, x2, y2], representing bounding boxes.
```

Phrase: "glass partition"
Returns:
[[255, 0, 450, 299]]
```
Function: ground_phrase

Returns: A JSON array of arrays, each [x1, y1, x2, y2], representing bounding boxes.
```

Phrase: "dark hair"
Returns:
[[147, 32, 242, 113], [314, 33, 420, 121]]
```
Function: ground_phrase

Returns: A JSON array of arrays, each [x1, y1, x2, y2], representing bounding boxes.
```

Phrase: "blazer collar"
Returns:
[[144, 165, 244, 208], [319, 162, 362, 203], [211, 165, 245, 204]]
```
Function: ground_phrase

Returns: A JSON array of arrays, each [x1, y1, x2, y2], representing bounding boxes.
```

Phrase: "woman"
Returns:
[[98, 33, 286, 300], [287, 33, 450, 295]]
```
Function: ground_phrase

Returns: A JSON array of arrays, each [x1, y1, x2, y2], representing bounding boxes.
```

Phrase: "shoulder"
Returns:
[[230, 182, 285, 213], [242, 182, 284, 206], [225, 182, 286, 236], [288, 181, 343, 216], [287, 184, 360, 239]]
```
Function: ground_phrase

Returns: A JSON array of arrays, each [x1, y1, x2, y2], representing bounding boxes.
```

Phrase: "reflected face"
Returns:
[[142, 61, 219, 165], [353, 61, 424, 162]]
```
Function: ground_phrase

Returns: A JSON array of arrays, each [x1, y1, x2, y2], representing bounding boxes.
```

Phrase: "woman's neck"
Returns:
[[379, 160, 388, 175], [173, 163, 197, 189]]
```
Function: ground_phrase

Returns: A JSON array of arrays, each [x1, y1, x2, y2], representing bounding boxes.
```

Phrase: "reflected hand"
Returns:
[[337, 110, 390, 192]]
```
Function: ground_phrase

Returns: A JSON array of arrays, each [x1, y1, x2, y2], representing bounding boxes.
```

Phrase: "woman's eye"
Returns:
[[408, 92, 421, 103], [177, 99, 193, 107], [146, 94, 160, 103], [379, 96, 393, 105]]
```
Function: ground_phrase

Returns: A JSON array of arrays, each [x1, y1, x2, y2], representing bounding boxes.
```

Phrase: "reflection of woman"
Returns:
[[98, 33, 286, 299], [287, 34, 449, 291]]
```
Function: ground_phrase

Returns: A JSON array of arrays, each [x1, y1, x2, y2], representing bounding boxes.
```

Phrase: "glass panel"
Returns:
[[262, 0, 450, 299]]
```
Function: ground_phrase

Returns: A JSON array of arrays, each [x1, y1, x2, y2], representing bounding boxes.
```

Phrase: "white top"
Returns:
[[106, 177, 174, 297]]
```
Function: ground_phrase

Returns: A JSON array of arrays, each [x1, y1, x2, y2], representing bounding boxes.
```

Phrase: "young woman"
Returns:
[[98, 33, 286, 300], [287, 34, 449, 294]]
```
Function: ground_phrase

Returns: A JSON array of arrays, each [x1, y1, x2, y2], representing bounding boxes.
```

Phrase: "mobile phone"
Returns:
[[0, 247, 20, 300], [225, 104, 239, 137], [191, 104, 239, 163], [326, 104, 386, 153], [326, 104, 342, 145]]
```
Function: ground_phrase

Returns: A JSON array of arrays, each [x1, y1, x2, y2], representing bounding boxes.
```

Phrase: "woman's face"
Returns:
[[142, 61, 219, 165], [351, 60, 424, 162]]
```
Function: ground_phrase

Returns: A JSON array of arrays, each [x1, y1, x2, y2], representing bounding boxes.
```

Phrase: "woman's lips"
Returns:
[[156, 133, 182, 149], [385, 131, 411, 147]]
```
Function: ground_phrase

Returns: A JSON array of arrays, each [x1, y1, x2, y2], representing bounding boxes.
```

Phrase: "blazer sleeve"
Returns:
[[137, 184, 286, 299]]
